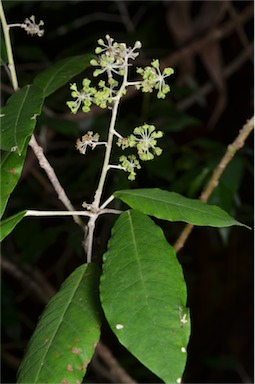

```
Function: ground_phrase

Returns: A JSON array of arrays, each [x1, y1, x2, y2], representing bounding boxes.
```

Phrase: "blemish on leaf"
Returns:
[[61, 379, 71, 384], [181, 347, 186, 353], [56, 352, 61, 358], [44, 338, 49, 343], [176, 378, 182, 383], [116, 324, 124, 330], [72, 347, 80, 354], [8, 168, 16, 174], [180, 314, 187, 324], [76, 381, 81, 384], [74, 338, 80, 343], [67, 364, 73, 372]]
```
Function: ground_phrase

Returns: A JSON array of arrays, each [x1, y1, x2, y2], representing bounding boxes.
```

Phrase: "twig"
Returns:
[[95, 341, 137, 383], [177, 42, 253, 111], [0, 0, 18, 90], [0, 256, 55, 304], [29, 135, 85, 228], [174, 116, 254, 253]]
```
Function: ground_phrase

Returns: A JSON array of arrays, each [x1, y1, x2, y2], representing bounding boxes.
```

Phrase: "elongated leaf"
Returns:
[[17, 263, 102, 384], [114, 188, 249, 228], [0, 149, 27, 218], [0, 211, 26, 242], [0, 84, 44, 152], [100, 210, 190, 383], [34, 54, 94, 97]]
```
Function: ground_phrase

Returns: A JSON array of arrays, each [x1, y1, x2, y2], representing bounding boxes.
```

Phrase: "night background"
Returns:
[[1, 1, 254, 383]]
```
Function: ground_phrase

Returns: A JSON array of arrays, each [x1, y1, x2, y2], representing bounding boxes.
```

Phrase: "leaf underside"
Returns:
[[17, 263, 102, 384], [0, 211, 27, 242], [0, 84, 44, 152], [34, 54, 95, 97], [114, 188, 249, 228], [100, 209, 190, 383], [0, 149, 27, 218]]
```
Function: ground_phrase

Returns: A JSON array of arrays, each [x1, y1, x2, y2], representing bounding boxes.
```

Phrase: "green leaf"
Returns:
[[0, 211, 26, 242], [0, 149, 27, 218], [114, 188, 249, 228], [0, 84, 44, 152], [34, 54, 95, 97], [17, 263, 102, 384], [100, 210, 190, 383]]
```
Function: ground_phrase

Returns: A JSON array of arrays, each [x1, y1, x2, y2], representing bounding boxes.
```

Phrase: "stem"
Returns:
[[174, 116, 254, 253], [0, 0, 18, 90], [25, 210, 92, 217], [25, 209, 122, 217], [85, 60, 129, 262]]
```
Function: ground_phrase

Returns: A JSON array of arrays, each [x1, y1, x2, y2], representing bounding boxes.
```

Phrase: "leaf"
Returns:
[[0, 149, 27, 218], [114, 188, 249, 228], [100, 210, 190, 383], [0, 84, 44, 152], [0, 211, 26, 242], [33, 54, 95, 97], [17, 263, 102, 384]]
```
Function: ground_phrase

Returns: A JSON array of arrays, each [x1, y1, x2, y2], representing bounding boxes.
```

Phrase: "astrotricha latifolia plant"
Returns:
[[1, 4, 252, 383]]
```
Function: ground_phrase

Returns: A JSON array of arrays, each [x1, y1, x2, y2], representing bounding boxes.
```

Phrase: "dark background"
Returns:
[[1, 1, 254, 383]]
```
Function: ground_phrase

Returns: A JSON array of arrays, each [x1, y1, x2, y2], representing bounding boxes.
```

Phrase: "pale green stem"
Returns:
[[84, 61, 129, 262], [0, 0, 19, 90], [93, 73, 128, 208]]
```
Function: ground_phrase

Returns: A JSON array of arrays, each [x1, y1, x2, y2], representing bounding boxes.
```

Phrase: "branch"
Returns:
[[95, 341, 137, 383], [29, 135, 85, 228], [0, 255, 55, 304], [174, 116, 254, 252]]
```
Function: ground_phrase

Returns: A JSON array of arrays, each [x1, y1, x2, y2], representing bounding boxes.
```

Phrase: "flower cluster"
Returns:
[[68, 36, 173, 182], [117, 124, 163, 161], [136, 59, 174, 99], [119, 155, 141, 181], [67, 79, 96, 114], [67, 35, 141, 114], [91, 34, 142, 78], [76, 131, 106, 155], [22, 15, 44, 37]]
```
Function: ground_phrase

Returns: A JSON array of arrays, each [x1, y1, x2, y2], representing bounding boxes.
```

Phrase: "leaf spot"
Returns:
[[67, 364, 73, 372], [74, 338, 80, 343], [44, 338, 49, 343], [180, 314, 187, 324], [72, 347, 80, 354], [61, 379, 71, 384], [116, 324, 124, 330], [176, 378, 182, 383], [181, 347, 186, 353], [8, 168, 16, 174]]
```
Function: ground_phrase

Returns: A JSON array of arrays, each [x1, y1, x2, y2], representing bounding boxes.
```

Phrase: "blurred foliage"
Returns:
[[1, 1, 253, 383]]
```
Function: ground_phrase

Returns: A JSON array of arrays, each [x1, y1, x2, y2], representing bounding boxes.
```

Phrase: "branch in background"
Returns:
[[94, 341, 137, 383], [0, 255, 55, 304], [174, 116, 254, 252]]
